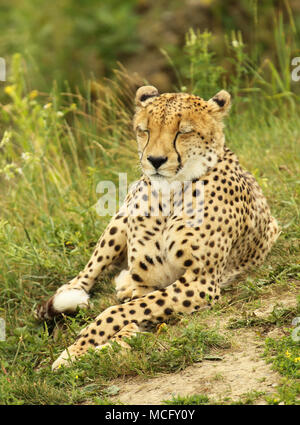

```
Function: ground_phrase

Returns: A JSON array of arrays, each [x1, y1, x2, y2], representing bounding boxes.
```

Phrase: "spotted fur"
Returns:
[[36, 86, 279, 370]]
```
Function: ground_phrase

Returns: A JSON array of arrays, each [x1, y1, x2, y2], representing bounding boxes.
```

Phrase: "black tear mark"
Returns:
[[140, 130, 150, 163], [173, 132, 182, 173]]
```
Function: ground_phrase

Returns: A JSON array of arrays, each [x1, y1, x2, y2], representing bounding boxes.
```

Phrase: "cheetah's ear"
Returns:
[[135, 85, 159, 107], [207, 90, 231, 118]]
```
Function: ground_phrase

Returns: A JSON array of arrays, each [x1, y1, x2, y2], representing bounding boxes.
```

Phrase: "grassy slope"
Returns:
[[0, 61, 299, 404]]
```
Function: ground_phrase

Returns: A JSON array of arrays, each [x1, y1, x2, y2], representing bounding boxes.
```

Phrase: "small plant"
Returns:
[[163, 393, 210, 405], [264, 334, 300, 379], [263, 326, 300, 404], [182, 29, 225, 99], [227, 302, 300, 330]]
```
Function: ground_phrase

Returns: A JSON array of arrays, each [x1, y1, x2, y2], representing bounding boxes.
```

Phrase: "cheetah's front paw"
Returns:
[[36, 288, 90, 321]]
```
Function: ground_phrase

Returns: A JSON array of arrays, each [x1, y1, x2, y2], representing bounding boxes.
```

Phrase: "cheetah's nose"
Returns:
[[147, 156, 168, 169]]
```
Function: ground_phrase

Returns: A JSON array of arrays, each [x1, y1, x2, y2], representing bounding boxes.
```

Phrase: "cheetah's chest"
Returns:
[[127, 217, 185, 288]]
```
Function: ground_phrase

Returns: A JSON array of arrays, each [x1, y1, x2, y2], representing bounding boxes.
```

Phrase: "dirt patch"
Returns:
[[112, 329, 279, 404], [111, 291, 298, 405]]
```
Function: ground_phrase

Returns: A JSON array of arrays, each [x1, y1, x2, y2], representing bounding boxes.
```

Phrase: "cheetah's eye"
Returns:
[[136, 127, 149, 137], [178, 129, 194, 135]]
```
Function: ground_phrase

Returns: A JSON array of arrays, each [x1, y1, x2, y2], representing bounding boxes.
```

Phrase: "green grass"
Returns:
[[227, 296, 300, 330], [0, 23, 300, 404], [162, 394, 210, 405], [262, 311, 300, 405], [162, 391, 266, 405], [265, 334, 300, 380]]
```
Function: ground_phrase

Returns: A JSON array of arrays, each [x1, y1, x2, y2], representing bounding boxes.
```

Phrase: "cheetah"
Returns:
[[36, 85, 279, 370]]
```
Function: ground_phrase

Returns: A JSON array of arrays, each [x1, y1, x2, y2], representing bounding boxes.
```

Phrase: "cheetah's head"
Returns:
[[133, 86, 231, 182]]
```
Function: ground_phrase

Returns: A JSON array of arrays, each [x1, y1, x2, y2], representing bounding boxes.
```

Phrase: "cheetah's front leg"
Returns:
[[52, 267, 221, 369], [36, 212, 128, 320]]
